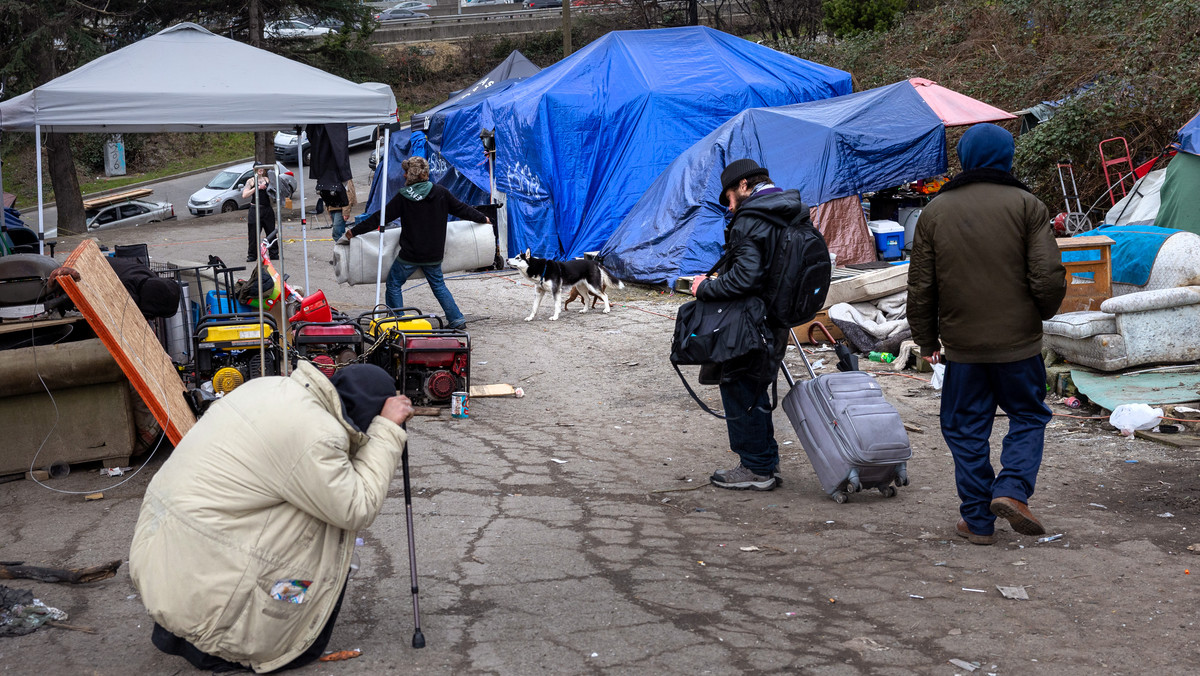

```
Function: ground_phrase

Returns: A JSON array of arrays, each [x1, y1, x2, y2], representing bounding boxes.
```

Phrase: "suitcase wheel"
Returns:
[[895, 464, 909, 487], [878, 485, 897, 498], [847, 468, 863, 493], [832, 491, 849, 504]]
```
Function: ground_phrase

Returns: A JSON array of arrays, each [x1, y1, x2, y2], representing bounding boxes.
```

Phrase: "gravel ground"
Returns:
[[1, 214, 1198, 675]]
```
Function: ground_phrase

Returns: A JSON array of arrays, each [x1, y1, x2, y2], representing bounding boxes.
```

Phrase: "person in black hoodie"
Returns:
[[690, 159, 809, 492], [347, 157, 489, 329]]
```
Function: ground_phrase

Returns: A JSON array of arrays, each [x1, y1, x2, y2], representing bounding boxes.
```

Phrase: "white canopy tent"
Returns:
[[0, 21, 397, 293]]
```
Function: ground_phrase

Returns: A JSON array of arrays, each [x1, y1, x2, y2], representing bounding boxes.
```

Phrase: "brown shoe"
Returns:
[[990, 497, 1047, 536], [955, 519, 996, 545]]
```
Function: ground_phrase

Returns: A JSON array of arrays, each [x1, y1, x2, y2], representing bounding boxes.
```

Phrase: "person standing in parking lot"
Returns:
[[243, 166, 280, 262]]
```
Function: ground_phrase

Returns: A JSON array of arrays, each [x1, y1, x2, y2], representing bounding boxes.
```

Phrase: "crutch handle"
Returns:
[[807, 321, 838, 347]]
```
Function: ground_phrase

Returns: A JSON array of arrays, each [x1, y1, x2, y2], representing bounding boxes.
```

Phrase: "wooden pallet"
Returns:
[[59, 239, 195, 445], [81, 188, 153, 211]]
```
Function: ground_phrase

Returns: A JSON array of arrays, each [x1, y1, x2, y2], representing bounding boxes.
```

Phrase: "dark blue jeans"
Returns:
[[386, 258, 464, 326], [940, 355, 1052, 535], [719, 377, 779, 476]]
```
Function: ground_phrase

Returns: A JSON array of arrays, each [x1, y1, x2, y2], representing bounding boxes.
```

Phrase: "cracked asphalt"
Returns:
[[2, 214, 1198, 674]]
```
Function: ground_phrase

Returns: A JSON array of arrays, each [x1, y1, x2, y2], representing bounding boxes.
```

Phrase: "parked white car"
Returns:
[[86, 199, 175, 231], [391, 1, 434, 10], [265, 20, 332, 38]]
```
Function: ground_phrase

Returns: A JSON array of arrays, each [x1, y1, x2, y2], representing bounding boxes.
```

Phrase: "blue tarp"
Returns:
[[478, 26, 852, 260], [1065, 225, 1180, 286], [600, 81, 949, 285], [361, 52, 541, 222], [1177, 109, 1200, 155]]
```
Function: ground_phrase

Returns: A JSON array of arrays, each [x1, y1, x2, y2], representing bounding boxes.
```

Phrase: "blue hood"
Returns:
[[957, 123, 1014, 172]]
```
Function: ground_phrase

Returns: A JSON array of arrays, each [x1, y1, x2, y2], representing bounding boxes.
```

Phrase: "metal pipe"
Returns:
[[274, 161, 290, 376], [35, 125, 44, 255], [375, 127, 391, 309], [253, 165, 267, 378], [295, 125, 310, 294]]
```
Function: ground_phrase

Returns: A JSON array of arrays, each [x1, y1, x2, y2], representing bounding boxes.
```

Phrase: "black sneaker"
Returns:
[[710, 464, 777, 491]]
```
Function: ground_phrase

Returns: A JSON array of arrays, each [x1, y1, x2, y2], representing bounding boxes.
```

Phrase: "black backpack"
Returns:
[[733, 205, 832, 328]]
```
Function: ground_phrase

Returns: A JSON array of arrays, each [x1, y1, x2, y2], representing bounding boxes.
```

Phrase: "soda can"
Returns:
[[451, 391, 469, 418]]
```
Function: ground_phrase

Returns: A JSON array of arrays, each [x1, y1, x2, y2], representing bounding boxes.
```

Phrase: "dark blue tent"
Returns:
[[478, 26, 852, 260], [1177, 108, 1200, 155], [599, 81, 950, 285], [361, 51, 541, 219]]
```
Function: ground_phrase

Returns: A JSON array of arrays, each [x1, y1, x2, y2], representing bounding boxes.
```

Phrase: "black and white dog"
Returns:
[[507, 249, 624, 321]]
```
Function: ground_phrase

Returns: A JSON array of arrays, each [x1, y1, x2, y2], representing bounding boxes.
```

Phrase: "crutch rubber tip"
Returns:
[[412, 629, 426, 649]]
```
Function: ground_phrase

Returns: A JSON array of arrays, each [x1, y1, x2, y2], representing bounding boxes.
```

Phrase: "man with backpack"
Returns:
[[690, 159, 819, 491]]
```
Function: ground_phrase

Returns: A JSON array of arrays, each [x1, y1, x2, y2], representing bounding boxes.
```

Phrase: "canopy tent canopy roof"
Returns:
[[477, 26, 853, 260], [600, 80, 1012, 285], [0, 23, 397, 133]]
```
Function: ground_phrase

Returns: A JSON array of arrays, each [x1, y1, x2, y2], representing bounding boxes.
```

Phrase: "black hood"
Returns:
[[330, 364, 396, 433], [731, 189, 808, 228]]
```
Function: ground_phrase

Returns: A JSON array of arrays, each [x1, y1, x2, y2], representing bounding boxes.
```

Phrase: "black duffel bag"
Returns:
[[670, 295, 773, 418]]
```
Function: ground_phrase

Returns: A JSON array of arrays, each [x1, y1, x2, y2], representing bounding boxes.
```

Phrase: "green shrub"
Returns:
[[822, 0, 906, 38]]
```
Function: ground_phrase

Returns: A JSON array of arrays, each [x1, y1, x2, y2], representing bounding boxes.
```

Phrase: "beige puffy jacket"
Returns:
[[129, 361, 405, 672]]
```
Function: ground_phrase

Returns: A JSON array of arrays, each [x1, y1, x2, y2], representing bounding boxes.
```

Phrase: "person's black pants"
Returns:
[[151, 578, 347, 673], [246, 208, 279, 259]]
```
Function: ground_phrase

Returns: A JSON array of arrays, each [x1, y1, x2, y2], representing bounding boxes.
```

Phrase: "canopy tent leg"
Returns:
[[274, 162, 290, 377], [295, 126, 310, 295], [35, 124, 44, 255], [374, 127, 390, 309]]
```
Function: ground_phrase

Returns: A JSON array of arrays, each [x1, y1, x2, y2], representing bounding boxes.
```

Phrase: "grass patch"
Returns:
[[3, 132, 254, 207]]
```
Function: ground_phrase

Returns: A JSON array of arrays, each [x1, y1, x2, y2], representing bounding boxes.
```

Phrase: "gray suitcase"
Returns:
[[781, 334, 912, 503]]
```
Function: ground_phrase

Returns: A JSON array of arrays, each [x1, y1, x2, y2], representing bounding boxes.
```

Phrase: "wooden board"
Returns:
[[59, 239, 195, 444], [470, 383, 517, 397], [81, 188, 153, 211]]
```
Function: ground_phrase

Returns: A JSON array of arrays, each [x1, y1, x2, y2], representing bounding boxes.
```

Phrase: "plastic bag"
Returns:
[[930, 363, 946, 390], [1109, 403, 1163, 436]]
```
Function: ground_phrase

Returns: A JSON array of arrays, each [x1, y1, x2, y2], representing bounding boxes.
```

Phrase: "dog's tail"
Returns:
[[600, 266, 624, 290]]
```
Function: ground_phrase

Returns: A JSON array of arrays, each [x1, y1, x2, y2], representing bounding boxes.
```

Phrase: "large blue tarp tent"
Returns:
[[599, 81, 951, 285], [362, 51, 541, 219], [1176, 108, 1200, 155], [477, 26, 852, 260]]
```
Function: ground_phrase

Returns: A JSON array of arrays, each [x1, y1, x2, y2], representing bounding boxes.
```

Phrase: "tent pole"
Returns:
[[295, 125, 310, 294], [275, 162, 290, 377], [254, 167, 266, 379], [375, 127, 390, 309], [34, 125, 44, 256]]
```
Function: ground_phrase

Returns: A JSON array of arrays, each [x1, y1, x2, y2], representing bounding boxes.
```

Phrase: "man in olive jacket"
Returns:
[[691, 158, 807, 491], [130, 362, 413, 672], [907, 123, 1066, 545]]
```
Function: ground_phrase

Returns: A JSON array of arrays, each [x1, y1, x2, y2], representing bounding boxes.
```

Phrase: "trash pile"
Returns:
[[0, 585, 67, 637]]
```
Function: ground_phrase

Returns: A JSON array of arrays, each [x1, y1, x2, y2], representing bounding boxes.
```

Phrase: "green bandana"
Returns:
[[402, 181, 433, 201]]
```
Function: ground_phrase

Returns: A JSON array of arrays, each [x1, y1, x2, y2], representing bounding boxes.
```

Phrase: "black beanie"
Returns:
[[329, 364, 397, 432]]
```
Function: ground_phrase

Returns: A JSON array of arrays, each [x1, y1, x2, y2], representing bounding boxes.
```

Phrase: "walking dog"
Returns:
[[507, 250, 623, 321]]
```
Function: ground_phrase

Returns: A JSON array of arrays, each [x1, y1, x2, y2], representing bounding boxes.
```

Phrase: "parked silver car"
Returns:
[[188, 162, 298, 217], [85, 199, 175, 231], [187, 162, 257, 216]]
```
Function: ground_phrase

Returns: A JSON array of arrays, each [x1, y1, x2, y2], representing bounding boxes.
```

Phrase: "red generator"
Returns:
[[359, 308, 471, 407], [291, 319, 366, 378]]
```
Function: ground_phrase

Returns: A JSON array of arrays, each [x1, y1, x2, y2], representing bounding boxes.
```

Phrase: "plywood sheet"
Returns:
[[60, 239, 195, 444]]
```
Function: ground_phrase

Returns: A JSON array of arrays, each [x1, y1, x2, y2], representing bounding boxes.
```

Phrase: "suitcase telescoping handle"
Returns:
[[781, 328, 817, 388]]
